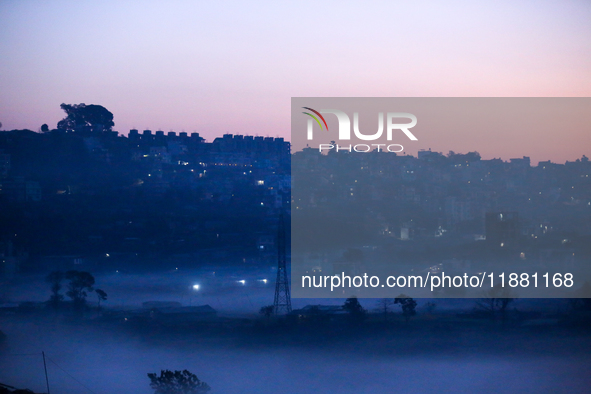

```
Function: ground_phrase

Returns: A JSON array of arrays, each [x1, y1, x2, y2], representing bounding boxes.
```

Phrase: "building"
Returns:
[[485, 212, 519, 247]]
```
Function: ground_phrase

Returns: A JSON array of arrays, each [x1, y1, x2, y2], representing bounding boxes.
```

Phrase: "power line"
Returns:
[[3, 352, 96, 393], [3, 352, 49, 393], [45, 356, 98, 394]]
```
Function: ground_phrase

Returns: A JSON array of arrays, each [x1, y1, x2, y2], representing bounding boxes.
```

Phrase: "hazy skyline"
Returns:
[[1, 0, 590, 163]]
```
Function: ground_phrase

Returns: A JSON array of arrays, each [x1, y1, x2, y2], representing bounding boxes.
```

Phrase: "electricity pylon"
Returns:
[[273, 214, 291, 315]]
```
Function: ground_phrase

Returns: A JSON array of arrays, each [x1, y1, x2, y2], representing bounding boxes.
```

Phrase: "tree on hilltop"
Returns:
[[57, 103, 114, 132]]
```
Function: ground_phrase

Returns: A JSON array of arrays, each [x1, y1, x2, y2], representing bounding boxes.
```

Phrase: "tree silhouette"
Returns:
[[476, 286, 514, 323], [376, 298, 395, 322], [95, 289, 107, 308], [65, 270, 95, 308], [46, 271, 65, 308], [343, 296, 366, 324], [147, 370, 210, 394], [447, 150, 481, 164], [394, 295, 417, 323], [57, 103, 114, 132], [259, 305, 274, 318]]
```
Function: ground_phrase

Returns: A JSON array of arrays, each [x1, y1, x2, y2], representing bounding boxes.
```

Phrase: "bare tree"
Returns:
[[375, 298, 395, 322], [475, 286, 514, 323]]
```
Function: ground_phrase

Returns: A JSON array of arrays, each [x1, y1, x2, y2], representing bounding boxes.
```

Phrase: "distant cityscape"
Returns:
[[0, 123, 290, 276], [291, 146, 591, 297], [293, 147, 591, 239], [1, 121, 591, 284]]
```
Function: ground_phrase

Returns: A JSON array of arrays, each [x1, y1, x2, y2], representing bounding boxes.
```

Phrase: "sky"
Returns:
[[1, 0, 590, 162], [290, 97, 591, 164]]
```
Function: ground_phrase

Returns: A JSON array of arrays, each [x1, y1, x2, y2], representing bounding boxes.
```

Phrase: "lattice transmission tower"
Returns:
[[273, 214, 292, 315]]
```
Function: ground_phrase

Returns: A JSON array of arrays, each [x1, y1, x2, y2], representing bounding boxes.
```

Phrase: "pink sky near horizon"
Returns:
[[1, 0, 590, 163]]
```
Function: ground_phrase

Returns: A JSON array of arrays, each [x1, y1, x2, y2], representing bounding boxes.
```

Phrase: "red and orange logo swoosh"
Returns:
[[302, 107, 328, 131]]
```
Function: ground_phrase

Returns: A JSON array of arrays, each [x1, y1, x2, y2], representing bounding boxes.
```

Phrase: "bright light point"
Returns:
[[238, 280, 245, 284], [193, 284, 200, 290]]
